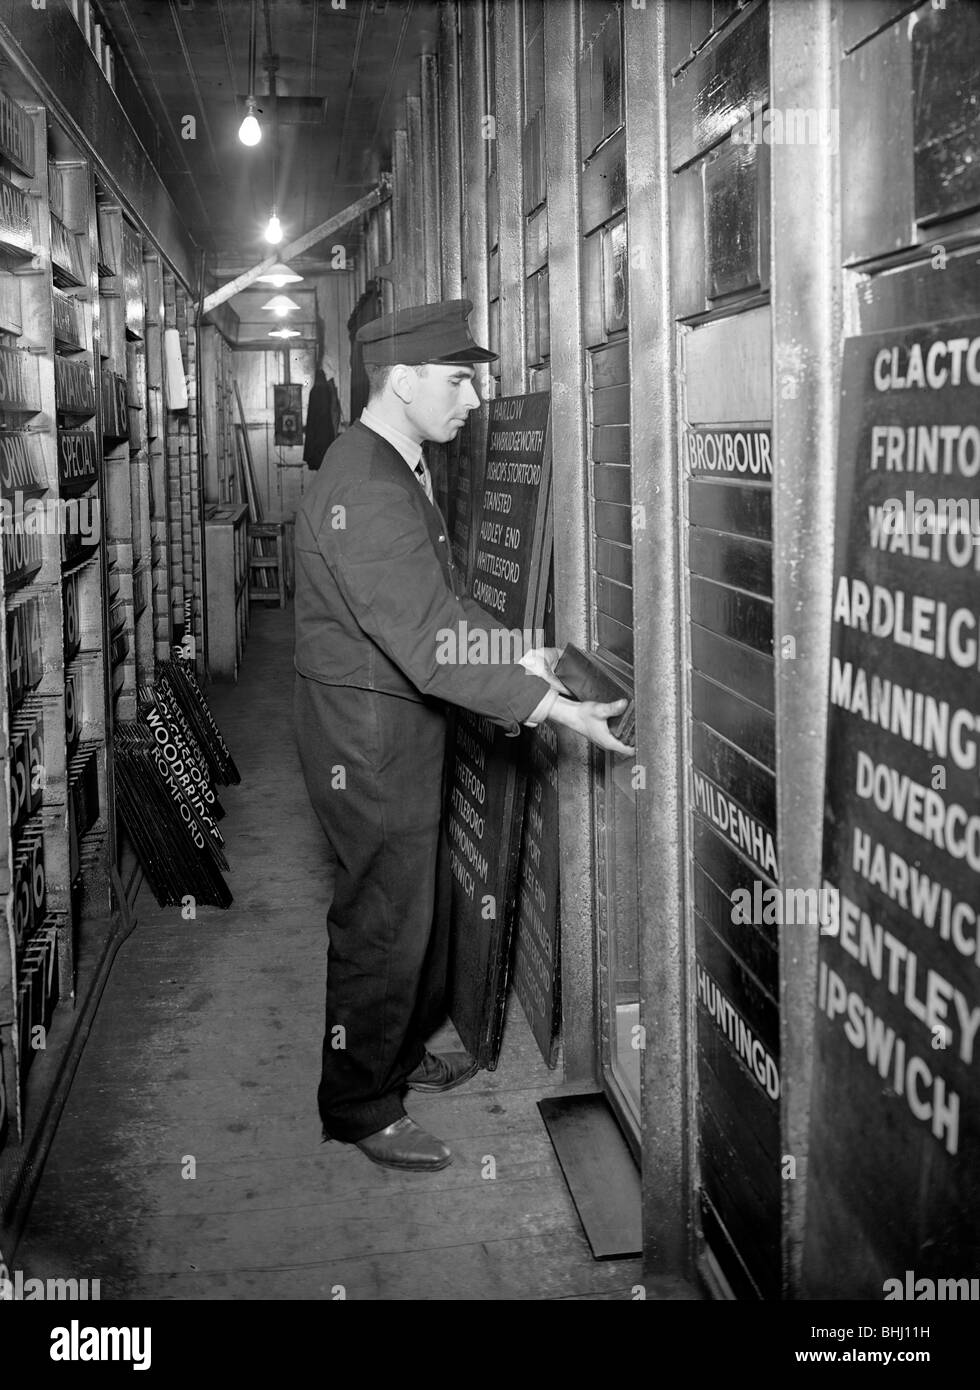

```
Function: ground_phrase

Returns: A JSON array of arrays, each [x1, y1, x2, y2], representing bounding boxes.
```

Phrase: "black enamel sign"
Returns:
[[446, 392, 552, 1067], [804, 317, 980, 1296]]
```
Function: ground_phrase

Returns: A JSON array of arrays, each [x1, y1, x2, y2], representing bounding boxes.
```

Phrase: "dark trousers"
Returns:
[[294, 674, 452, 1142]]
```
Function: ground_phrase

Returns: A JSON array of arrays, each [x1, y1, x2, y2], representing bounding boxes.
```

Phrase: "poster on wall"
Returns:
[[803, 316, 980, 1297], [274, 383, 303, 447], [446, 392, 552, 1067]]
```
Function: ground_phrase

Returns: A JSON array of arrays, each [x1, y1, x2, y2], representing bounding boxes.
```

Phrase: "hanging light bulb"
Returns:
[[269, 327, 301, 339], [264, 210, 283, 245], [239, 96, 261, 146], [257, 262, 303, 288], [261, 294, 301, 317]]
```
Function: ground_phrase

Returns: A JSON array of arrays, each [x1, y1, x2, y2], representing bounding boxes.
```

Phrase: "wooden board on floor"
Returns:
[[538, 1092, 642, 1259]]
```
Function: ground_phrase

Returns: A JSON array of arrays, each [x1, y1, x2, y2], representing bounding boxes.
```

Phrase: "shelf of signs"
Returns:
[[0, 92, 113, 1162], [0, 78, 227, 1250], [0, 80, 203, 1185], [143, 250, 173, 667], [162, 269, 204, 661], [96, 189, 155, 726]]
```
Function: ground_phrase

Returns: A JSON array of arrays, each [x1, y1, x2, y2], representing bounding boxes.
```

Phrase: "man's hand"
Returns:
[[549, 696, 635, 756]]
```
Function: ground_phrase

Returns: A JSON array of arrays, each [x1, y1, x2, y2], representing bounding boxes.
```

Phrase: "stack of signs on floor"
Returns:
[[804, 317, 980, 1296], [446, 392, 553, 1067], [157, 657, 241, 785], [114, 657, 240, 907]]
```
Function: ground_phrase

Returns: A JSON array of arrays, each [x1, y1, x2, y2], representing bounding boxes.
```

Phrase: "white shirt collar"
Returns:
[[360, 406, 423, 471]]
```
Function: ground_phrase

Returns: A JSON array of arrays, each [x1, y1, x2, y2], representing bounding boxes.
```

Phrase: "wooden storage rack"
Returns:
[[0, 82, 205, 1239]]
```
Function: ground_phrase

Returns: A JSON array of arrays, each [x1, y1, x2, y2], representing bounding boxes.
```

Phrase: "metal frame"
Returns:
[[437, 1, 463, 299], [542, 0, 598, 1086], [436, 3, 464, 298], [420, 52, 443, 301], [406, 93, 426, 302], [493, 0, 527, 397], [393, 122, 423, 307], [769, 0, 840, 1299], [626, 0, 691, 1283], [459, 0, 491, 347]]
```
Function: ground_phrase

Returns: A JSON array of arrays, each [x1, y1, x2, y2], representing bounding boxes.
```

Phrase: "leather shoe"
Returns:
[[406, 1049, 479, 1093], [354, 1116, 452, 1171]]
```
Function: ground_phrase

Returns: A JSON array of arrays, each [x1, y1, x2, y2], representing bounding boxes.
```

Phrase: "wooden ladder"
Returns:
[[247, 521, 286, 607], [233, 381, 287, 608]]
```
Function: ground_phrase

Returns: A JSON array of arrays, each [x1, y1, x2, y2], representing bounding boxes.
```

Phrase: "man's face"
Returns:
[[403, 363, 481, 443]]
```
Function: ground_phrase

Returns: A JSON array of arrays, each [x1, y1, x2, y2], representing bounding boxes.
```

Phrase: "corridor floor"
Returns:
[[14, 606, 643, 1300]]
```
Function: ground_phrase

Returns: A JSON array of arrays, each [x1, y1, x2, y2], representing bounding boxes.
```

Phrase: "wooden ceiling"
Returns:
[[99, 0, 442, 272]]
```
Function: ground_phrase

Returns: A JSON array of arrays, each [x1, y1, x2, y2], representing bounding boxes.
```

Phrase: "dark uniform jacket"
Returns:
[[294, 420, 550, 734]]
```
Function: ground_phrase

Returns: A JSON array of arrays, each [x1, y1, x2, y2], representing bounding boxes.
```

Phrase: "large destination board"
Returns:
[[685, 406, 780, 1299], [446, 393, 552, 1067], [803, 317, 980, 1296]]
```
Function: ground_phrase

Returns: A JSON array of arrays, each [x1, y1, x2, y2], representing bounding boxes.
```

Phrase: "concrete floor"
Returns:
[[14, 605, 643, 1300]]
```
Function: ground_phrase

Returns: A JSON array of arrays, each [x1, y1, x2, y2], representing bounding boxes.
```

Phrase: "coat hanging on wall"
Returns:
[[302, 368, 341, 469]]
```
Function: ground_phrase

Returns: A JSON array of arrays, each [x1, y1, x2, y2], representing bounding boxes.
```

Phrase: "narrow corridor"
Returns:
[[14, 609, 642, 1300]]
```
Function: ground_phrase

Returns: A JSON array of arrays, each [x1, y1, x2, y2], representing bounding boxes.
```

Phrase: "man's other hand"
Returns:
[[549, 696, 635, 756]]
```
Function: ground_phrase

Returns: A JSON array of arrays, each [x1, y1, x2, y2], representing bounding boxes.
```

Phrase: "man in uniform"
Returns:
[[294, 299, 632, 1172]]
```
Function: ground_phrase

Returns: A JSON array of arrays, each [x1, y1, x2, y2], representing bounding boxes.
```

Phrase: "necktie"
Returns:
[[414, 453, 433, 504]]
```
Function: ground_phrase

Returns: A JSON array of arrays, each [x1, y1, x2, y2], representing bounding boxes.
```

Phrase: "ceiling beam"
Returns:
[[200, 183, 387, 314]]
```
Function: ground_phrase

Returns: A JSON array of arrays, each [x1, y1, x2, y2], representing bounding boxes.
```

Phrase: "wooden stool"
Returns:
[[248, 521, 286, 608]]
